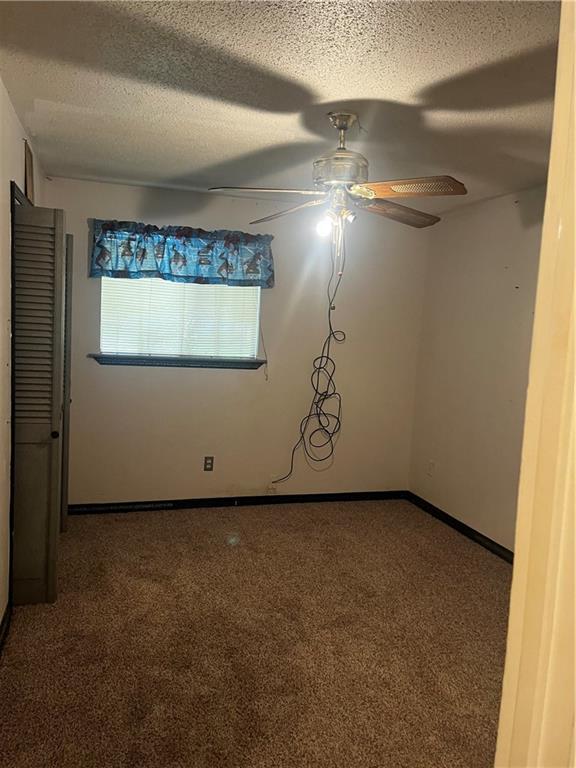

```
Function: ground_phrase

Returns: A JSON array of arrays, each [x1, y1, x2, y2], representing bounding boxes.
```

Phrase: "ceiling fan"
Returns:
[[210, 112, 467, 229]]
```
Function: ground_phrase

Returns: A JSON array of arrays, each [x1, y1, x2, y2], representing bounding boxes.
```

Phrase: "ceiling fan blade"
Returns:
[[357, 200, 440, 228], [210, 186, 322, 198], [250, 198, 326, 225], [351, 176, 467, 200]]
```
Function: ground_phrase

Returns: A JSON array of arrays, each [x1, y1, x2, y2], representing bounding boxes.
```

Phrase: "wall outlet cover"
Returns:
[[204, 456, 214, 471]]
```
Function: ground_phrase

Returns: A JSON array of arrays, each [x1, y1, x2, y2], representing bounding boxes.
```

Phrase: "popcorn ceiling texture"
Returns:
[[0, 500, 511, 768], [0, 0, 560, 212]]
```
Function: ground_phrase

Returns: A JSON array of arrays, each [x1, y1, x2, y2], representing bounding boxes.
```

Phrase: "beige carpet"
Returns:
[[0, 500, 511, 768]]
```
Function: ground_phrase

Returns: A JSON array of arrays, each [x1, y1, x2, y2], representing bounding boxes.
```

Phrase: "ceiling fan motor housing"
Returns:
[[313, 148, 369, 187]]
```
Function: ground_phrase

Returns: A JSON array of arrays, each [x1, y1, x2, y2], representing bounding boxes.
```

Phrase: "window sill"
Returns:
[[88, 354, 267, 369]]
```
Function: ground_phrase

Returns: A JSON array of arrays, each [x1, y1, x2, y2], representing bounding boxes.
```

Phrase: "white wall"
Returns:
[[44, 177, 429, 504], [411, 187, 545, 550], [0, 75, 43, 619], [43, 177, 544, 552]]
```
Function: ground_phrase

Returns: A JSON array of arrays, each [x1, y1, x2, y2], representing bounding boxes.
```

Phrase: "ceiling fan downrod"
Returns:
[[327, 111, 356, 149]]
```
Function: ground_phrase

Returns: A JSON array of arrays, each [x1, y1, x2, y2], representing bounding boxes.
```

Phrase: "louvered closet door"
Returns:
[[13, 205, 65, 604]]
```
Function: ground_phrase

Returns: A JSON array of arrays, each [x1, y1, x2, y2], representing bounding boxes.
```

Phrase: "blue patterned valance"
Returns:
[[90, 220, 274, 288]]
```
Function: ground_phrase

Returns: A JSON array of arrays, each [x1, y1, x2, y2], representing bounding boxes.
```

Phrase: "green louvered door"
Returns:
[[13, 205, 65, 604]]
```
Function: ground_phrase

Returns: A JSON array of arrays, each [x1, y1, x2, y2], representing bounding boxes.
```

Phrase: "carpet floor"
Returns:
[[0, 500, 511, 768]]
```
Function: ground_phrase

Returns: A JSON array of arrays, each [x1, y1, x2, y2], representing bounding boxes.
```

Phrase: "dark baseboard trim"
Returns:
[[0, 603, 11, 657], [69, 490, 513, 563], [404, 491, 514, 564], [69, 490, 408, 515]]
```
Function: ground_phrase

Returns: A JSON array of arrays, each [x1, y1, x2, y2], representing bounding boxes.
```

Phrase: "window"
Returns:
[[97, 277, 262, 366]]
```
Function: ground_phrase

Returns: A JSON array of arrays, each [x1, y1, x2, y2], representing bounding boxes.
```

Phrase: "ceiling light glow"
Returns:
[[316, 216, 333, 237]]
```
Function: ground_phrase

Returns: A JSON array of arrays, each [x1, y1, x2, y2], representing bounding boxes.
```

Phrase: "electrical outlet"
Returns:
[[204, 456, 214, 472], [427, 460, 436, 477]]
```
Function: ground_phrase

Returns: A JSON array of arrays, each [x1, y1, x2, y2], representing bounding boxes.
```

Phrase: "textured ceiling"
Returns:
[[0, 1, 560, 213]]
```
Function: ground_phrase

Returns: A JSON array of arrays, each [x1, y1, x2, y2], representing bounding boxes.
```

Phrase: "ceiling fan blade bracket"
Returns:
[[349, 184, 376, 200]]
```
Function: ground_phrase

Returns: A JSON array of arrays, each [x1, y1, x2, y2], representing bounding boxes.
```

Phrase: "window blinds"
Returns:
[[100, 278, 260, 358]]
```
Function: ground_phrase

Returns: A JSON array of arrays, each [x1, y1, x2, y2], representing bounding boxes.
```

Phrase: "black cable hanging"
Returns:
[[273, 217, 347, 483]]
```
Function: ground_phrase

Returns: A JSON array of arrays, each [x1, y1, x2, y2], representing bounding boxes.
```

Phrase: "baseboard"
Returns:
[[69, 489, 513, 563], [68, 490, 409, 515], [404, 492, 514, 564], [0, 603, 11, 657]]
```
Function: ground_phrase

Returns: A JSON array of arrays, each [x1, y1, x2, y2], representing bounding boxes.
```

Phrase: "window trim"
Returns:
[[88, 353, 266, 369]]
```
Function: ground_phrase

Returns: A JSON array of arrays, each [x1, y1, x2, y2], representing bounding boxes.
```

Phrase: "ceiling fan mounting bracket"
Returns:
[[327, 111, 357, 129]]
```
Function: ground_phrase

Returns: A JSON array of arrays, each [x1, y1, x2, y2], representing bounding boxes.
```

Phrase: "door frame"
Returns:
[[7, 182, 33, 616], [494, 1, 574, 763]]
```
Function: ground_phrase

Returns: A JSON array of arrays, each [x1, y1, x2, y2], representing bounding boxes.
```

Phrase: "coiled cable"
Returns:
[[273, 217, 347, 483]]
